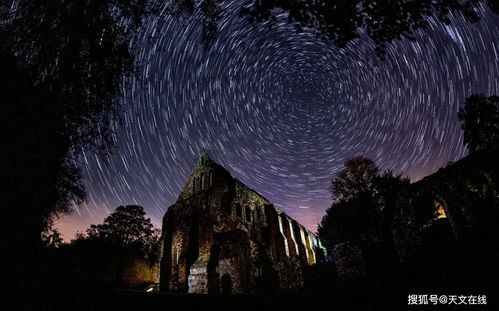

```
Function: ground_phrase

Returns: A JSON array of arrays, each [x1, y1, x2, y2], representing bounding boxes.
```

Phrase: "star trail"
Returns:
[[57, 2, 499, 239]]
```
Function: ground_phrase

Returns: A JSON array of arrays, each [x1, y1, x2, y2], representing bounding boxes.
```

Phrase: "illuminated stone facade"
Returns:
[[160, 152, 325, 294]]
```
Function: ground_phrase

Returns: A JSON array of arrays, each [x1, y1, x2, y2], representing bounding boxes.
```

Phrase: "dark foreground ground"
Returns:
[[3, 276, 496, 311], [3, 250, 498, 311], [1, 289, 417, 311]]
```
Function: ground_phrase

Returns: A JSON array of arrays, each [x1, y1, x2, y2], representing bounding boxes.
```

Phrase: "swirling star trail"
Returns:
[[57, 2, 499, 238]]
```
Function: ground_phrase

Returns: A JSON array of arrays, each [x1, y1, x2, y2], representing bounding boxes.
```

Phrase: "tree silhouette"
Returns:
[[44, 207, 161, 291], [318, 192, 383, 261], [371, 171, 410, 271], [167, 1, 498, 53], [240, 0, 496, 56], [320, 159, 409, 272], [41, 228, 64, 248], [86, 205, 156, 251], [458, 94, 499, 153], [331, 156, 379, 202], [0, 0, 148, 256], [320, 156, 380, 250], [373, 171, 410, 229]]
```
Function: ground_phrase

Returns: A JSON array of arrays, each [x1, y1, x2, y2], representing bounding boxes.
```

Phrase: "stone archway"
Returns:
[[425, 191, 457, 241], [221, 273, 232, 295], [207, 244, 220, 294]]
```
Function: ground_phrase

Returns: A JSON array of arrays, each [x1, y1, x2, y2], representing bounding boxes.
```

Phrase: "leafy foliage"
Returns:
[[458, 94, 499, 153], [0, 0, 148, 250], [320, 158, 409, 261], [1, 0, 147, 155], [373, 171, 411, 231], [241, 0, 492, 56], [330, 156, 379, 202], [41, 228, 64, 248], [166, 0, 497, 54], [85, 205, 158, 253], [318, 194, 380, 251]]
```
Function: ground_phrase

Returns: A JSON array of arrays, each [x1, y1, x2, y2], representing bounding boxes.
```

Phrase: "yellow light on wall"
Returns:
[[434, 200, 447, 219]]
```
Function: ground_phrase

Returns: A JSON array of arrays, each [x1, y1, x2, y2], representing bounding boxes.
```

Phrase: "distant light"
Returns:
[[434, 201, 447, 219], [298, 206, 310, 209]]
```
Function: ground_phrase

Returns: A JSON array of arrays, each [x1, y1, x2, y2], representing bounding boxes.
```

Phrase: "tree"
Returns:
[[48, 208, 161, 290], [72, 205, 160, 286], [242, 0, 495, 56], [0, 0, 148, 254], [86, 205, 156, 251], [458, 94, 499, 153], [41, 228, 64, 248], [318, 195, 379, 252], [318, 200, 347, 252], [320, 159, 409, 273], [320, 156, 380, 251], [331, 156, 379, 201], [163, 1, 499, 54], [372, 171, 411, 269], [373, 171, 411, 226]]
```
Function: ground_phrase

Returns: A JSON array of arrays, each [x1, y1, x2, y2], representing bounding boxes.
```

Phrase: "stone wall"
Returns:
[[160, 153, 323, 294], [275, 257, 305, 289], [280, 216, 298, 257]]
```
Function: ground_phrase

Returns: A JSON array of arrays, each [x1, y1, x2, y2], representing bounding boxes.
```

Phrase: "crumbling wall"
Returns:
[[303, 232, 316, 265], [275, 257, 304, 289], [160, 198, 201, 291], [290, 221, 308, 263], [160, 153, 321, 294], [280, 216, 298, 257]]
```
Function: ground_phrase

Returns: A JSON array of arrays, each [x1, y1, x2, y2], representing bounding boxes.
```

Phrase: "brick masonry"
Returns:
[[160, 153, 326, 294]]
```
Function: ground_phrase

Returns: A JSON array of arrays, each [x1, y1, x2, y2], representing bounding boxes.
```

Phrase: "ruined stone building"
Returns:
[[160, 153, 326, 294], [391, 151, 499, 264], [332, 151, 499, 281]]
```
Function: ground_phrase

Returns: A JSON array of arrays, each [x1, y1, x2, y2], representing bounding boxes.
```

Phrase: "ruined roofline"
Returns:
[[412, 151, 494, 190], [233, 178, 272, 205], [278, 209, 319, 238], [197, 152, 272, 202], [234, 177, 319, 238], [170, 152, 319, 238], [202, 152, 318, 238]]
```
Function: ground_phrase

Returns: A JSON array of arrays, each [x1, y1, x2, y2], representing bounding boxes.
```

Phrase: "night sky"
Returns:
[[57, 2, 499, 239]]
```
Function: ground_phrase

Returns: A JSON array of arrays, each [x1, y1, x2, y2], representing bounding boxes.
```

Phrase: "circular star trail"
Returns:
[[58, 2, 499, 238]]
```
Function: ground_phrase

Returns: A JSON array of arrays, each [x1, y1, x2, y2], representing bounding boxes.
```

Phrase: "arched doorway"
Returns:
[[221, 273, 232, 295], [207, 244, 220, 294]]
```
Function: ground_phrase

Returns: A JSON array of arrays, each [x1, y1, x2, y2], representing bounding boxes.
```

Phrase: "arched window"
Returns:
[[245, 205, 252, 222], [192, 177, 196, 193], [256, 265, 263, 278], [209, 170, 213, 187], [221, 274, 232, 294], [434, 200, 447, 219], [200, 173, 204, 190], [235, 203, 242, 218]]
